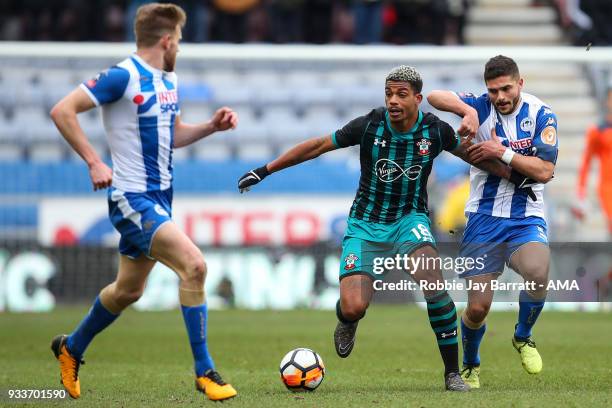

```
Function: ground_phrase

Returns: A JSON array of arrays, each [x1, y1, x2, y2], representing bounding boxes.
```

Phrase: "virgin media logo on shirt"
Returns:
[[375, 159, 422, 183]]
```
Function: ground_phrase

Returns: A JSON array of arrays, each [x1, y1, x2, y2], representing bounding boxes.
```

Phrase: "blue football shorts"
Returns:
[[458, 212, 548, 278], [107, 187, 173, 259]]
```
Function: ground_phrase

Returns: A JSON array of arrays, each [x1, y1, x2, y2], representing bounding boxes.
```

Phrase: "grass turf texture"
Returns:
[[1, 306, 611, 407]]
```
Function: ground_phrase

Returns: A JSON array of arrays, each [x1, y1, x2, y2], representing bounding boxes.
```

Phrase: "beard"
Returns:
[[163, 52, 177, 72], [496, 94, 521, 114]]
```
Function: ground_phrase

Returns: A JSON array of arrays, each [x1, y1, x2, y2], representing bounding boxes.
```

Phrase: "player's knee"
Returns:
[[182, 254, 207, 286], [341, 297, 368, 321], [466, 302, 490, 324], [521, 264, 548, 285]]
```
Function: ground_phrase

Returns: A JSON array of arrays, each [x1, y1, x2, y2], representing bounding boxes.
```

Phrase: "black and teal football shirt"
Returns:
[[332, 107, 460, 224]]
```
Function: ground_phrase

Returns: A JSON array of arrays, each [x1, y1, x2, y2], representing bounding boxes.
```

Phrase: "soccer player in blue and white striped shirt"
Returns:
[[49, 3, 237, 401], [428, 55, 558, 389]]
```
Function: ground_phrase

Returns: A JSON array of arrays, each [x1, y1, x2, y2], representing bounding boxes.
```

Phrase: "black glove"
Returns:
[[238, 165, 270, 193], [509, 169, 537, 202]]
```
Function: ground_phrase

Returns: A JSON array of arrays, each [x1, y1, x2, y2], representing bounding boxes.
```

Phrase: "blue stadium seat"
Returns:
[[295, 87, 336, 107], [29, 142, 66, 162], [0, 204, 37, 228], [0, 142, 24, 160], [326, 70, 365, 86], [13, 106, 48, 125], [0, 61, 527, 193], [0, 120, 20, 142], [284, 70, 326, 88], [252, 87, 293, 107], [193, 138, 233, 161], [343, 86, 381, 106], [210, 87, 253, 106], [25, 122, 60, 142], [339, 105, 376, 123], [262, 106, 298, 126], [180, 102, 213, 123], [243, 70, 282, 88], [178, 82, 213, 103], [302, 106, 343, 136]]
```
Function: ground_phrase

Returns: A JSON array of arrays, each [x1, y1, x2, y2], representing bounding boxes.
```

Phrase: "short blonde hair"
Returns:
[[386, 65, 423, 93], [134, 3, 186, 48]]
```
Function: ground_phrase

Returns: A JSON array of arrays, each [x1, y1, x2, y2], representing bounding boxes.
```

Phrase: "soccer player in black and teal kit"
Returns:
[[239, 66, 529, 391]]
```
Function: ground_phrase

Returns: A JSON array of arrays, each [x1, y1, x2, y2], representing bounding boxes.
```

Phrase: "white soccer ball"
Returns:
[[279, 348, 325, 392]]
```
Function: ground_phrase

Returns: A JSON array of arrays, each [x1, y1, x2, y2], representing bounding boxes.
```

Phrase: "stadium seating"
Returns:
[[0, 55, 606, 239], [466, 0, 562, 45]]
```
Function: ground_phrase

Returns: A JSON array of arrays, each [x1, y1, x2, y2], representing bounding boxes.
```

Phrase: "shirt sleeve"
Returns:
[[79, 66, 130, 106], [454, 92, 492, 125], [332, 114, 370, 148], [532, 106, 559, 164], [439, 121, 461, 152]]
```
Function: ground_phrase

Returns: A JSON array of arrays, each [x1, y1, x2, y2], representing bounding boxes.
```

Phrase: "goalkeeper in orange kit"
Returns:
[[574, 87, 612, 236]]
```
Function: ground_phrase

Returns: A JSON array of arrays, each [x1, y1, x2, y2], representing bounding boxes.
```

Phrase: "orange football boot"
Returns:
[[195, 370, 237, 401], [51, 335, 83, 399]]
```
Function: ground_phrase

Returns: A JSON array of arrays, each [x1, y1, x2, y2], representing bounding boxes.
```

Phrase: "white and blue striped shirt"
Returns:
[[456, 91, 559, 219], [80, 54, 180, 193]]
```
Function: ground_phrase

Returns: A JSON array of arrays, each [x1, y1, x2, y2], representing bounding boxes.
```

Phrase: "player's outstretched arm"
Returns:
[[427, 90, 479, 138], [174, 107, 238, 148], [50, 87, 112, 191], [238, 135, 336, 193]]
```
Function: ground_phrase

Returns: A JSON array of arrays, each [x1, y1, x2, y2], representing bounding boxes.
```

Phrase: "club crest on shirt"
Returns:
[[344, 253, 359, 270], [416, 138, 431, 156], [541, 126, 557, 145], [520, 117, 534, 132]]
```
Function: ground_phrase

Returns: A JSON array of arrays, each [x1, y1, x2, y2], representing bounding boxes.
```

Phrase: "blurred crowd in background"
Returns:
[[5, 0, 468, 45], [550, 0, 612, 45], [1, 0, 610, 46]]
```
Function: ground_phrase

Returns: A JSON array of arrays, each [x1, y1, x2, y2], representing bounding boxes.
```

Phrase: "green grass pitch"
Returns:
[[1, 306, 611, 407]]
